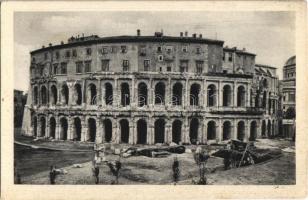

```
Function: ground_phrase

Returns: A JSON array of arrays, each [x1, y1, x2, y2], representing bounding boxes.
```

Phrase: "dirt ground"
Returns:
[[18, 139, 295, 185]]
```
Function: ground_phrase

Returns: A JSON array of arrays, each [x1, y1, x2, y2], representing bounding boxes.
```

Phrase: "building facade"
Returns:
[[22, 30, 279, 145], [281, 56, 296, 138]]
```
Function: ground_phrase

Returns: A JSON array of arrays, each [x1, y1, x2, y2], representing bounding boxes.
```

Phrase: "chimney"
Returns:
[[61, 41, 64, 45], [192, 33, 197, 38], [243, 48, 246, 51], [49, 43, 52, 47], [42, 45, 45, 48], [180, 32, 183, 37], [185, 31, 188, 37], [137, 29, 141, 36], [199, 34, 202, 38]]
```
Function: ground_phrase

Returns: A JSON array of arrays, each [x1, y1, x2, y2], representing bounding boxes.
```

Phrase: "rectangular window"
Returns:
[[72, 49, 77, 57], [166, 46, 173, 53], [76, 62, 83, 73], [289, 93, 295, 102], [121, 46, 127, 53], [86, 48, 92, 55], [60, 63, 67, 74], [53, 64, 58, 74], [228, 53, 233, 62], [111, 46, 116, 53], [167, 62, 173, 72], [140, 46, 146, 56], [102, 47, 108, 54], [167, 66, 172, 72], [180, 60, 188, 72], [182, 46, 188, 52], [123, 60, 129, 71], [101, 59, 110, 71], [196, 47, 201, 54], [196, 61, 204, 73], [55, 52, 60, 59], [222, 52, 225, 61], [157, 46, 162, 52], [209, 64, 217, 73], [144, 60, 150, 71], [66, 50, 70, 58], [158, 55, 164, 62], [84, 61, 92, 73]]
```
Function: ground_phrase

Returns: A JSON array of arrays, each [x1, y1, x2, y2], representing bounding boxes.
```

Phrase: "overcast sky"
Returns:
[[14, 11, 295, 91]]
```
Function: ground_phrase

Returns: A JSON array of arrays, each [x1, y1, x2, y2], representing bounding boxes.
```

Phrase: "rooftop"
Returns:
[[284, 56, 296, 66], [223, 47, 256, 56]]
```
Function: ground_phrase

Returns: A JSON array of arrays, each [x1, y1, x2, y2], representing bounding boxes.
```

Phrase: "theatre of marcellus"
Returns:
[[21, 30, 279, 145]]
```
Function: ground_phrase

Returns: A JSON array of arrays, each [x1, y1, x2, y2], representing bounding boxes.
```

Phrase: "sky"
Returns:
[[14, 11, 295, 92]]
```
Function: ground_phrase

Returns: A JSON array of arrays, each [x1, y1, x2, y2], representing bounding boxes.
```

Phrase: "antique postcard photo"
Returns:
[[1, 1, 307, 199]]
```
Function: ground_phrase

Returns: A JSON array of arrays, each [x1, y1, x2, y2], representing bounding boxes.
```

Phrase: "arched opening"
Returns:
[[105, 83, 113, 106], [120, 119, 129, 143], [267, 120, 271, 137], [155, 82, 165, 105], [255, 91, 260, 108], [60, 117, 68, 140], [262, 91, 267, 108], [172, 120, 182, 144], [33, 86, 38, 105], [74, 84, 82, 105], [272, 120, 275, 136], [207, 84, 217, 107], [154, 119, 165, 143], [73, 117, 82, 141], [32, 116, 37, 136], [50, 85, 58, 105], [189, 118, 199, 144], [268, 97, 272, 114], [223, 121, 231, 140], [190, 84, 200, 106], [237, 86, 245, 107], [207, 121, 216, 140], [88, 118, 96, 142], [61, 84, 69, 105], [223, 85, 232, 106], [262, 120, 266, 137], [237, 121, 245, 141], [138, 82, 148, 107], [121, 82, 130, 106], [49, 117, 56, 139], [41, 86, 47, 105], [40, 117, 46, 137], [250, 121, 257, 141], [104, 119, 112, 142], [137, 119, 147, 144], [172, 82, 183, 106], [88, 84, 97, 105]]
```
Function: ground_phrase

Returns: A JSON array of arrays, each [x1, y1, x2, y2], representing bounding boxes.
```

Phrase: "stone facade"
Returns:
[[22, 31, 279, 144]]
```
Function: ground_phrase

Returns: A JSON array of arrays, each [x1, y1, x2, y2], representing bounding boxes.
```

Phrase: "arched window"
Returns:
[[41, 86, 47, 105], [172, 82, 183, 106], [73, 117, 82, 141], [87, 84, 97, 105], [261, 120, 266, 137], [154, 119, 165, 143], [138, 82, 148, 107], [172, 120, 182, 144], [40, 117, 46, 137], [33, 86, 38, 105], [120, 119, 129, 143], [250, 121, 257, 141], [137, 119, 147, 144], [262, 91, 267, 108], [189, 118, 199, 144], [49, 117, 56, 139], [207, 84, 217, 107], [104, 119, 112, 142], [223, 121, 231, 140], [223, 85, 232, 106], [121, 83, 130, 106], [88, 118, 96, 142], [190, 84, 200, 106], [61, 84, 69, 105], [32, 116, 37, 136], [73, 84, 82, 105], [50, 85, 58, 105], [105, 83, 113, 106], [155, 82, 165, 105], [60, 117, 68, 140], [237, 86, 245, 107], [207, 121, 216, 140], [237, 121, 245, 141]]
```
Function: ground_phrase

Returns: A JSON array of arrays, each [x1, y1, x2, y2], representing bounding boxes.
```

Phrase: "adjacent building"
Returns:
[[281, 56, 296, 138], [21, 30, 279, 144]]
